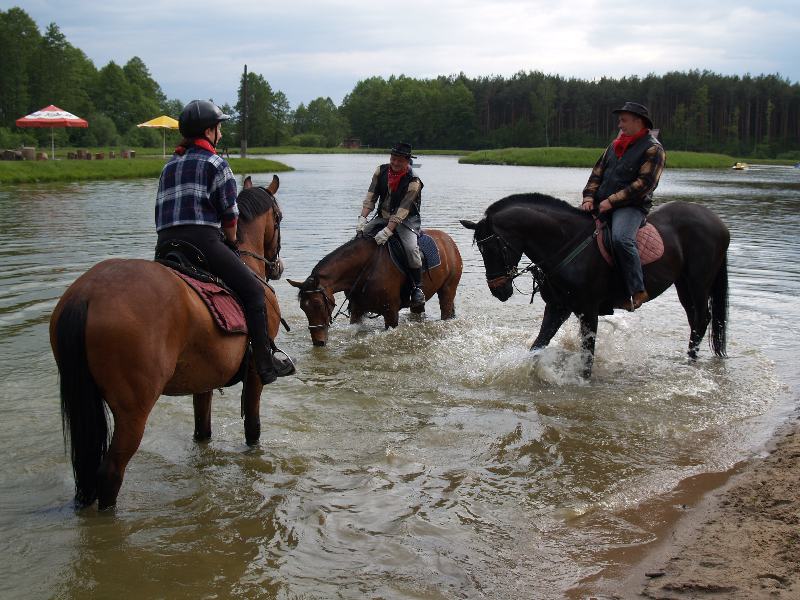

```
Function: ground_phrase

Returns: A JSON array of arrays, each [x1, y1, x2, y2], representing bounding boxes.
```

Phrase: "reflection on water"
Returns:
[[0, 157, 798, 598]]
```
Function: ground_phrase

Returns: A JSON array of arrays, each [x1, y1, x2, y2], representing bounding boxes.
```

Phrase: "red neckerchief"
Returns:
[[612, 128, 649, 158], [387, 166, 408, 192], [174, 138, 217, 156]]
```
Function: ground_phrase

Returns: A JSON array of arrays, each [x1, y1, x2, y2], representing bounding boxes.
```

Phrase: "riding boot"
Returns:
[[409, 268, 425, 309], [244, 307, 278, 385]]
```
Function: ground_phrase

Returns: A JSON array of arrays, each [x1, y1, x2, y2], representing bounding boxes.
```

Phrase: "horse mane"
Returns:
[[485, 193, 583, 218], [311, 237, 370, 278], [237, 187, 278, 222]]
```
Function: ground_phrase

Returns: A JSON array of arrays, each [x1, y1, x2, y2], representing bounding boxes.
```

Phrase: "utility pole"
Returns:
[[240, 64, 248, 158]]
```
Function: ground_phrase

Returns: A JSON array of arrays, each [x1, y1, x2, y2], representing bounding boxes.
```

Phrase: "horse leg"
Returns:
[[383, 305, 400, 329], [241, 366, 263, 445], [675, 278, 709, 360], [350, 307, 364, 324], [578, 312, 598, 378], [193, 391, 213, 442], [530, 303, 571, 351], [96, 409, 150, 510], [436, 281, 458, 320]]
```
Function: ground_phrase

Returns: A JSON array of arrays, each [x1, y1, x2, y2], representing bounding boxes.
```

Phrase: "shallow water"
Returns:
[[0, 156, 798, 599]]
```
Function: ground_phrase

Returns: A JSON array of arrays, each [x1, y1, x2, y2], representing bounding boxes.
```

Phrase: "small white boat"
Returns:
[[732, 162, 749, 170]]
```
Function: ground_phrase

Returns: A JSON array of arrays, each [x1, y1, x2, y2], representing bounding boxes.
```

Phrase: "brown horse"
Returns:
[[50, 176, 285, 509], [288, 230, 463, 345]]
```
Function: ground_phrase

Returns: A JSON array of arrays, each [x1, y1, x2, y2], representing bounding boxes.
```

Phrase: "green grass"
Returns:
[[0, 156, 293, 184], [459, 147, 797, 169]]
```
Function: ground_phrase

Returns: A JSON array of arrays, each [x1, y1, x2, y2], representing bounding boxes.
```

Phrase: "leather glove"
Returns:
[[356, 215, 367, 233], [373, 227, 393, 245]]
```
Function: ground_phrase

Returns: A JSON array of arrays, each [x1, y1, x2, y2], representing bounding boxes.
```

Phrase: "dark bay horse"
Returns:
[[50, 176, 285, 509], [288, 230, 463, 345], [461, 194, 729, 377]]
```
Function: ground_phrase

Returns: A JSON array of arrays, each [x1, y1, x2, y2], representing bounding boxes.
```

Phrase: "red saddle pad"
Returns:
[[596, 221, 665, 266], [173, 271, 247, 334]]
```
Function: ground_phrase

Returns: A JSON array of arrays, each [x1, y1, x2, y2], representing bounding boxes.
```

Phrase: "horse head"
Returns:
[[460, 217, 522, 302], [287, 275, 336, 346], [239, 175, 284, 280]]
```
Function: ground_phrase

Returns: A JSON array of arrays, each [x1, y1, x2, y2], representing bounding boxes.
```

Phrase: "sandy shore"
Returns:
[[617, 416, 800, 599]]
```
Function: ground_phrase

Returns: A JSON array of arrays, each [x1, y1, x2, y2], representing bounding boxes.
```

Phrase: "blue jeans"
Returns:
[[610, 207, 646, 296]]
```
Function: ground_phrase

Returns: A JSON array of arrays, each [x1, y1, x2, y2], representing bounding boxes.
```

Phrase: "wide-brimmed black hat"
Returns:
[[390, 142, 417, 159], [612, 101, 653, 129]]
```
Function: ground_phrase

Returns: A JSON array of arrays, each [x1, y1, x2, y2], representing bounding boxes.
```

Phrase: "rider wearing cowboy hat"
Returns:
[[356, 142, 426, 309], [581, 101, 666, 311]]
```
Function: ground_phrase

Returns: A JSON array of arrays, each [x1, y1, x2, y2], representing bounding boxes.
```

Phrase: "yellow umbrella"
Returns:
[[137, 115, 179, 158]]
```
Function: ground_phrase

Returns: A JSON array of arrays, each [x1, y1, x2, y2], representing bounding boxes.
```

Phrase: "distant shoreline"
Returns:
[[2, 146, 795, 184], [0, 156, 293, 185], [458, 146, 798, 169]]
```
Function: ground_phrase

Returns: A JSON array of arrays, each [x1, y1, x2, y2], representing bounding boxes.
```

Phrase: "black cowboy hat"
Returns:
[[390, 142, 417, 159], [612, 101, 653, 129]]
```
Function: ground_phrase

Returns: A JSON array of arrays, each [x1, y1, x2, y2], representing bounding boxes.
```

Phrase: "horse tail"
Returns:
[[709, 254, 728, 357], [55, 298, 109, 506]]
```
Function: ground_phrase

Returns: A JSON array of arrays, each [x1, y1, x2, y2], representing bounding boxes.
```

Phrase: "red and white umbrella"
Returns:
[[15, 105, 89, 159]]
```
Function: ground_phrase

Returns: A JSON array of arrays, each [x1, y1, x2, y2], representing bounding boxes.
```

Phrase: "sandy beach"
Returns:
[[612, 416, 800, 599]]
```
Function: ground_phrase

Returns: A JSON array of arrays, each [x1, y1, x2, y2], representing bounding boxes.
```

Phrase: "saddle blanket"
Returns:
[[389, 231, 442, 272], [173, 271, 247, 334], [596, 221, 664, 266]]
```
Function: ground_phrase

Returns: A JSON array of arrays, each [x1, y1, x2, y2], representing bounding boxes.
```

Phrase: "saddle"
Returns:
[[154, 239, 247, 334], [595, 219, 664, 266], [387, 231, 442, 272]]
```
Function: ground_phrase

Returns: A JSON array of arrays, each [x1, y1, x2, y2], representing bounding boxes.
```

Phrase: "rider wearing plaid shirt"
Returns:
[[155, 100, 290, 385]]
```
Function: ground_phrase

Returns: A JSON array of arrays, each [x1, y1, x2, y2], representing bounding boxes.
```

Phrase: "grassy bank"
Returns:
[[459, 147, 797, 169], [0, 156, 292, 184]]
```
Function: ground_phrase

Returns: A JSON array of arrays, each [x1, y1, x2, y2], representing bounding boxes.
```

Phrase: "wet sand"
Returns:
[[606, 417, 800, 599]]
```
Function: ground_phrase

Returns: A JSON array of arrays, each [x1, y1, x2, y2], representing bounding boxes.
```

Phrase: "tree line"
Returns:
[[2, 6, 798, 158]]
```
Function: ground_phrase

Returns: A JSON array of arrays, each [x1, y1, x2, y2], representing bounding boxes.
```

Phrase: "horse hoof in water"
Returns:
[[313, 339, 326, 347]]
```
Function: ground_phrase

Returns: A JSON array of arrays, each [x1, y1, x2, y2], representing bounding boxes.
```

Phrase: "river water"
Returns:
[[1, 155, 798, 599]]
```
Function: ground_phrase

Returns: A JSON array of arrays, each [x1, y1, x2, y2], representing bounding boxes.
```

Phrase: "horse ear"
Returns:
[[267, 175, 279, 195], [286, 278, 303, 288], [243, 176, 252, 189], [460, 219, 477, 230]]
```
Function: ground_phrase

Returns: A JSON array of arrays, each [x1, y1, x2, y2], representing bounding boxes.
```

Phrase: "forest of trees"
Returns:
[[2, 6, 799, 158]]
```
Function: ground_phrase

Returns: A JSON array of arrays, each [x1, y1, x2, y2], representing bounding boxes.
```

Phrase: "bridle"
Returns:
[[476, 220, 600, 302], [475, 231, 541, 291], [299, 286, 337, 330], [240, 194, 283, 280]]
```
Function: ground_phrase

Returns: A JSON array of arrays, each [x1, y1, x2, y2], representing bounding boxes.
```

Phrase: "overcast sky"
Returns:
[[7, 0, 799, 110]]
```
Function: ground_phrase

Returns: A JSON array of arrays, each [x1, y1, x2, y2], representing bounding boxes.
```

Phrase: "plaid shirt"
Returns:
[[155, 147, 238, 231], [362, 165, 422, 224], [582, 143, 666, 209]]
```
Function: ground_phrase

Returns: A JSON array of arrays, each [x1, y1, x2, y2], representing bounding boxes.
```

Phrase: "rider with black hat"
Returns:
[[581, 101, 666, 311], [356, 142, 426, 309], [155, 99, 292, 385]]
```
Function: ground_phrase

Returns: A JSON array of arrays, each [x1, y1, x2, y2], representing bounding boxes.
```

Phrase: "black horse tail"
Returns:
[[709, 254, 728, 357], [55, 298, 109, 507]]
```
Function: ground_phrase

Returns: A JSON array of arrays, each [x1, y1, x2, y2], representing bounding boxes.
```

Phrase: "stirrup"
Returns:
[[272, 349, 296, 377]]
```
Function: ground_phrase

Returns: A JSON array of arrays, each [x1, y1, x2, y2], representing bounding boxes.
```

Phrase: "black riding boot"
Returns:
[[245, 307, 278, 385], [410, 268, 425, 309]]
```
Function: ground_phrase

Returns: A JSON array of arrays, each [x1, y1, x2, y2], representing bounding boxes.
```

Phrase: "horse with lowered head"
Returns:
[[288, 230, 463, 346], [50, 175, 285, 510], [461, 194, 729, 377]]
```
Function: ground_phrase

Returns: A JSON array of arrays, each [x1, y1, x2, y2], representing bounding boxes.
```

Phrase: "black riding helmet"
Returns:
[[178, 100, 231, 139]]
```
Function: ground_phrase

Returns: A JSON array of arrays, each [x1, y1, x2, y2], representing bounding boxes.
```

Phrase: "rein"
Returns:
[[477, 218, 602, 302], [300, 240, 386, 330]]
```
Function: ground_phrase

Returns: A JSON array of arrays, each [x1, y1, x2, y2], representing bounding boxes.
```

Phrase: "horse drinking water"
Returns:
[[461, 194, 729, 377], [50, 176, 286, 509], [288, 230, 463, 346]]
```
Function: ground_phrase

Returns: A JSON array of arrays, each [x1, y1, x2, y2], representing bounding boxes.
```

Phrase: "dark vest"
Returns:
[[375, 164, 423, 218], [597, 133, 661, 213]]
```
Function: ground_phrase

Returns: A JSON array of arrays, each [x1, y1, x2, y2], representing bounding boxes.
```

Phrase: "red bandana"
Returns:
[[174, 138, 217, 156], [612, 128, 649, 158], [387, 166, 408, 192]]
